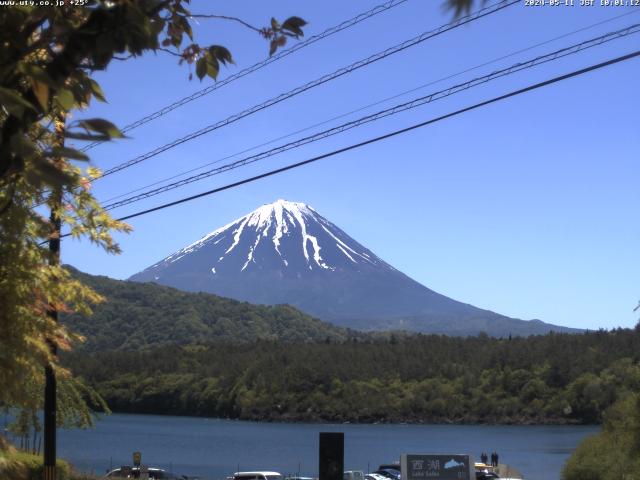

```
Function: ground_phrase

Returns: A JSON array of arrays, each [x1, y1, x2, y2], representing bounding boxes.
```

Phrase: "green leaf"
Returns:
[[89, 79, 106, 103], [70, 81, 91, 105], [178, 16, 193, 41], [281, 16, 307, 37], [76, 119, 124, 138], [10, 134, 38, 161], [31, 79, 50, 111], [21, 64, 55, 85], [56, 88, 75, 111], [446, 0, 474, 17], [151, 18, 166, 36], [195, 57, 207, 80], [43, 147, 90, 161], [209, 45, 234, 65], [28, 157, 76, 189], [206, 58, 219, 80], [65, 131, 111, 142], [0, 86, 37, 117]]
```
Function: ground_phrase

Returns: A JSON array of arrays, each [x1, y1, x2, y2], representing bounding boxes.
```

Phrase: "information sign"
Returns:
[[401, 454, 473, 480]]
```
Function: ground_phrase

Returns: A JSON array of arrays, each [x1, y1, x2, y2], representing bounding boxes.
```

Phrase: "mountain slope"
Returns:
[[63, 267, 353, 351], [130, 199, 579, 336]]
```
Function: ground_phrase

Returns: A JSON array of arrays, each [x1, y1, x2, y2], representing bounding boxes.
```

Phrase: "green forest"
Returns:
[[56, 270, 640, 477], [65, 327, 640, 425], [63, 268, 355, 349]]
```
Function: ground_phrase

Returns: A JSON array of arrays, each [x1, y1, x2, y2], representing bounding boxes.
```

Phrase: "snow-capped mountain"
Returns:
[[130, 199, 578, 336], [162, 199, 395, 275]]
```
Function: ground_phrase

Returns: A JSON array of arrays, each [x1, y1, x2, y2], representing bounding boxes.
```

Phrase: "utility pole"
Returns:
[[44, 112, 65, 480]]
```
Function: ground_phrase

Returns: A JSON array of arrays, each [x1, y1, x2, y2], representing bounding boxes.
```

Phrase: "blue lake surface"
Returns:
[[54, 413, 599, 480]]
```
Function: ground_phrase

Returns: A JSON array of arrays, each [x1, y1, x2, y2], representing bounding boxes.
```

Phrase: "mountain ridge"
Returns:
[[129, 199, 580, 336]]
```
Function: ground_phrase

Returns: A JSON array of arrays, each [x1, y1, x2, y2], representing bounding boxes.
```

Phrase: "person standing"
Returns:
[[494, 452, 499, 467]]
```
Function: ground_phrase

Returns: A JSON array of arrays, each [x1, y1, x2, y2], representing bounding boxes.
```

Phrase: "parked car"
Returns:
[[372, 469, 400, 480], [475, 469, 521, 480], [104, 467, 182, 479], [373, 469, 400, 480], [365, 473, 389, 480], [343, 471, 365, 480], [475, 471, 499, 480], [233, 471, 284, 480]]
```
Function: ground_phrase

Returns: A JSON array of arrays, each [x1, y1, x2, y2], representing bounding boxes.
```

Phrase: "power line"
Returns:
[[100, 9, 640, 206], [88, 49, 638, 227], [101, 24, 640, 211], [32, 0, 412, 209], [97, 0, 519, 179], [80, 0, 410, 152]]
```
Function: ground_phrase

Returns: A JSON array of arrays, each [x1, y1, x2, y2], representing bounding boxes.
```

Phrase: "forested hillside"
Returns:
[[63, 267, 354, 350], [65, 328, 640, 425]]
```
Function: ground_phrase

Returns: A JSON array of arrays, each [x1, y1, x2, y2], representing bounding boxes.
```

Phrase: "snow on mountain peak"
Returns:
[[159, 199, 384, 273]]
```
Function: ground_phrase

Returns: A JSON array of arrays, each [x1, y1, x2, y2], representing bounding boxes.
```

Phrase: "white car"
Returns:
[[105, 467, 180, 479], [344, 471, 365, 480], [365, 474, 389, 480], [233, 471, 284, 480]]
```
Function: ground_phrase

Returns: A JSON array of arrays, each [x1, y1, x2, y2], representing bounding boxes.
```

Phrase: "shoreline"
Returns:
[[92, 409, 599, 427]]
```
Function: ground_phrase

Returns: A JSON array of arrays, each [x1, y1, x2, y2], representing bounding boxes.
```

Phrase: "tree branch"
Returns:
[[157, 47, 182, 57], [187, 14, 261, 33]]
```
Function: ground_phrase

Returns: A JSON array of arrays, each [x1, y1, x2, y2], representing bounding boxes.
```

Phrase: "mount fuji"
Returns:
[[130, 199, 577, 336]]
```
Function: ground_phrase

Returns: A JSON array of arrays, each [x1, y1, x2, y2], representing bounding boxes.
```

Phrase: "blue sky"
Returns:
[[62, 0, 640, 330]]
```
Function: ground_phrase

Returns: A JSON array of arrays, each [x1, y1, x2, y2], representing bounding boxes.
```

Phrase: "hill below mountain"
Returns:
[[130, 199, 580, 337], [63, 267, 353, 351]]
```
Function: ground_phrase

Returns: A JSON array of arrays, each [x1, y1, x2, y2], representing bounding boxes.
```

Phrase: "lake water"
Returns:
[[54, 413, 599, 480]]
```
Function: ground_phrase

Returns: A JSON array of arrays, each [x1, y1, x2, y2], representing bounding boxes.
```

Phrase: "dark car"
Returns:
[[475, 471, 499, 480]]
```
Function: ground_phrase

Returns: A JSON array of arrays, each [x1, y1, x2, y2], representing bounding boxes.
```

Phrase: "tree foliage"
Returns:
[[0, 0, 526, 421], [65, 328, 640, 425], [562, 393, 640, 480], [63, 266, 355, 349], [0, 0, 306, 416]]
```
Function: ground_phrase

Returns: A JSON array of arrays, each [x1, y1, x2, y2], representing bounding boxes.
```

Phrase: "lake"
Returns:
[[54, 413, 599, 480]]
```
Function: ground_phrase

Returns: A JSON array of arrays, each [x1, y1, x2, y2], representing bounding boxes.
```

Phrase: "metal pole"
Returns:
[[44, 112, 65, 480]]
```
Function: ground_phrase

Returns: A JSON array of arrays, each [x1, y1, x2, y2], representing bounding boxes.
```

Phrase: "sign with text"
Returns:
[[401, 454, 473, 480]]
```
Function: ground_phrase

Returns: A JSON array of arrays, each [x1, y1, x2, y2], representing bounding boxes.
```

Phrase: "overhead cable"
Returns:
[[68, 49, 635, 230], [52, 48, 638, 244], [81, 0, 411, 151], [100, 9, 640, 206], [101, 24, 640, 211], [97, 0, 519, 178]]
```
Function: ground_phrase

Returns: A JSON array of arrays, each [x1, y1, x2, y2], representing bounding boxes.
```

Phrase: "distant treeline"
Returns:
[[65, 328, 640, 425]]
